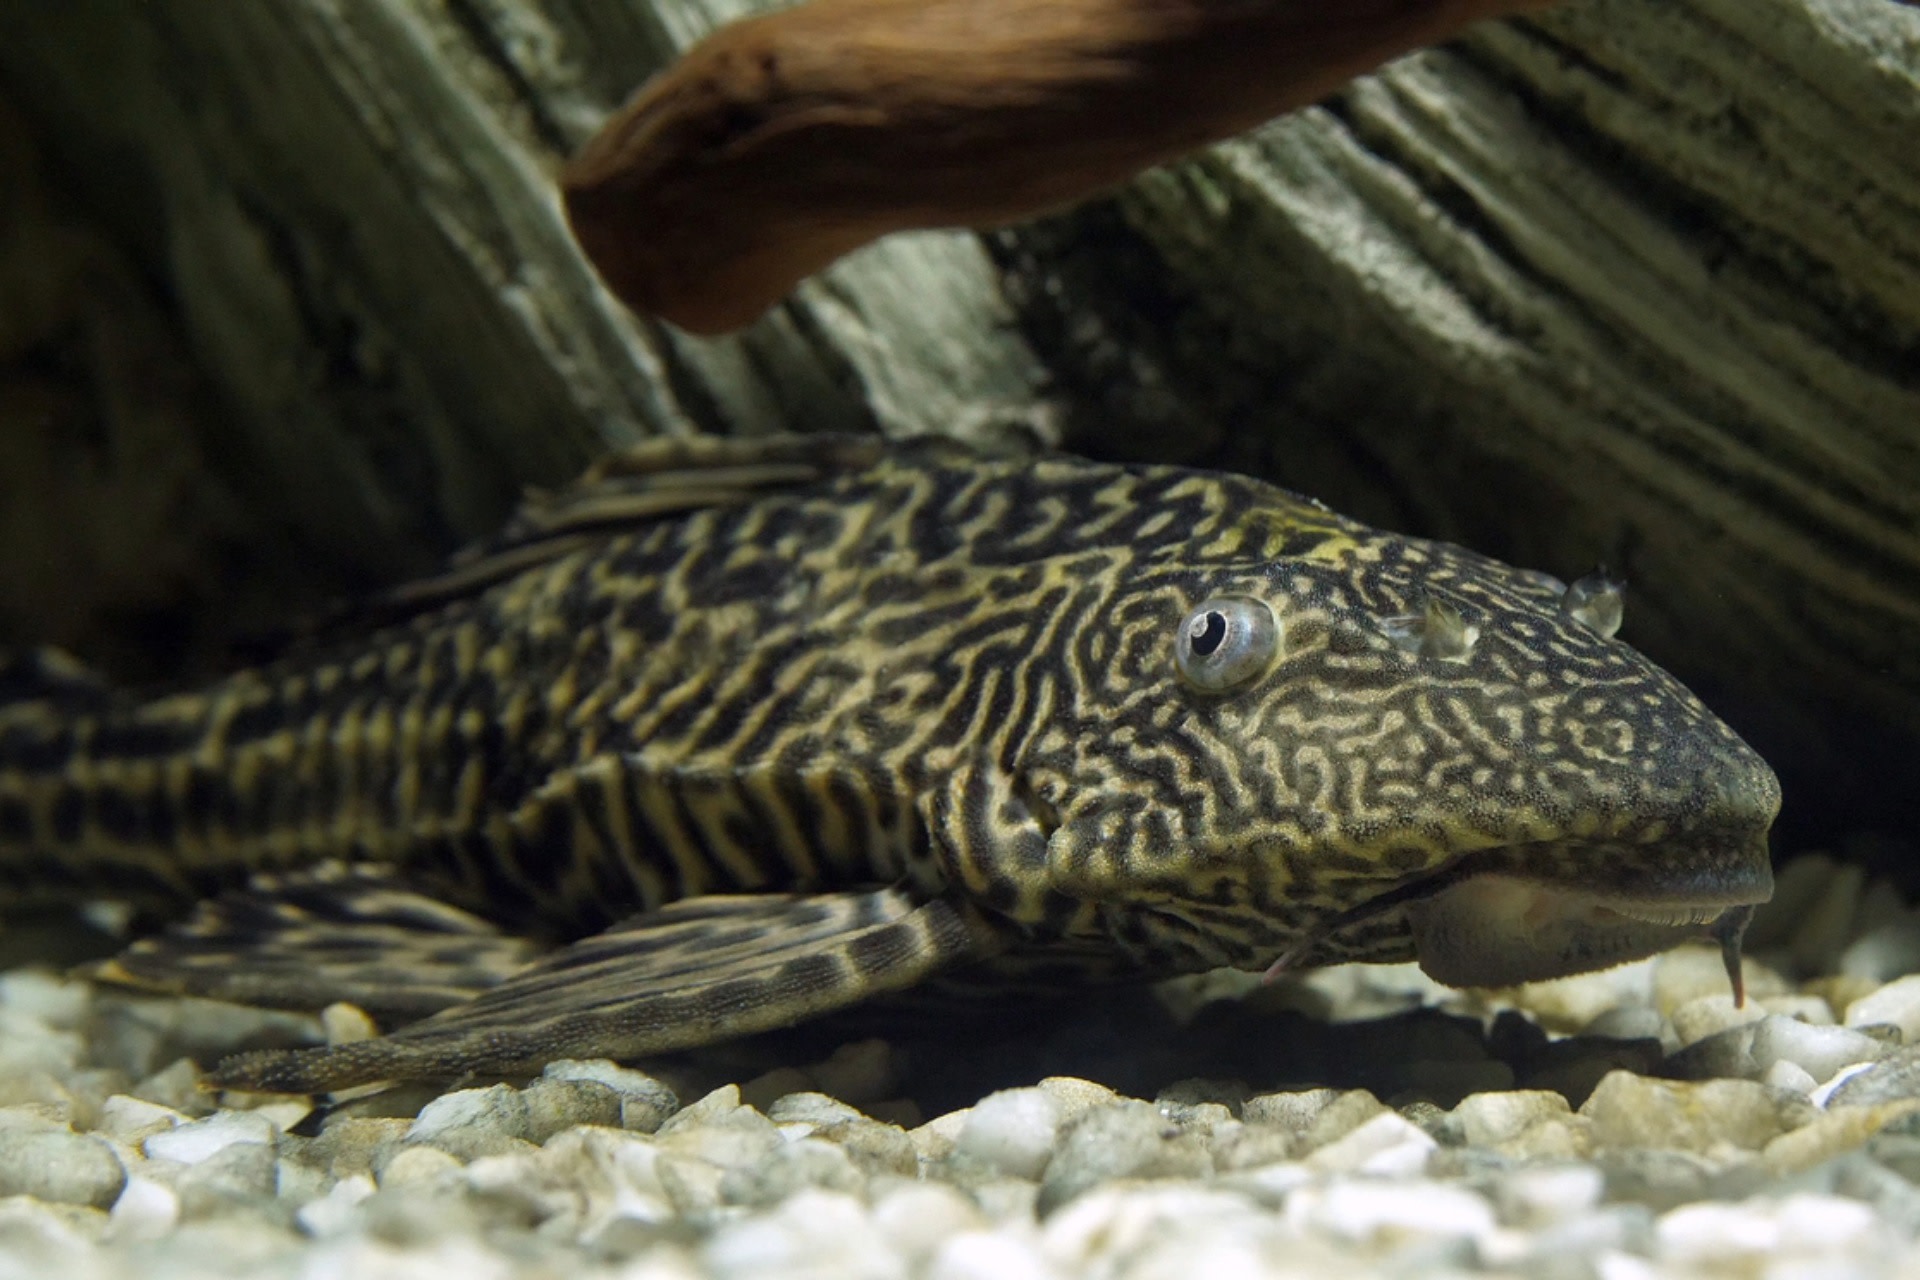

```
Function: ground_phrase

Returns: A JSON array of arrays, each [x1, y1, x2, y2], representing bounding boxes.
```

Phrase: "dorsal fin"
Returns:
[[0, 648, 113, 715], [337, 432, 886, 630]]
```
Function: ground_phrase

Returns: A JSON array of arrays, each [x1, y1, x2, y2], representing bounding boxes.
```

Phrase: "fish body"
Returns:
[[0, 435, 1778, 1090]]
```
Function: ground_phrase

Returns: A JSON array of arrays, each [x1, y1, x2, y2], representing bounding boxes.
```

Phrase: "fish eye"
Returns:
[[1175, 596, 1279, 693]]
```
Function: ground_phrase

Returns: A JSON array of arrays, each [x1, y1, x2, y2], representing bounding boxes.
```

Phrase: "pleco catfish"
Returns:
[[0, 435, 1778, 1091]]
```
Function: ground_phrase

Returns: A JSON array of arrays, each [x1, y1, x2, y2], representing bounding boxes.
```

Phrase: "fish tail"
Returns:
[[0, 648, 209, 905], [0, 621, 537, 912], [0, 640, 438, 908]]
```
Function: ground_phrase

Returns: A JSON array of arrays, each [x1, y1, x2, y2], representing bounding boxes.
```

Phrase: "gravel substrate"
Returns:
[[5, 852, 1920, 1279]]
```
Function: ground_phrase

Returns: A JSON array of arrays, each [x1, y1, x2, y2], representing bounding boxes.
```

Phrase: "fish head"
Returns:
[[1033, 493, 1779, 990]]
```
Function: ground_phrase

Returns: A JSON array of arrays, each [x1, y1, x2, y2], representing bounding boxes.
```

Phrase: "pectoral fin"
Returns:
[[209, 888, 1002, 1093], [91, 868, 540, 1020]]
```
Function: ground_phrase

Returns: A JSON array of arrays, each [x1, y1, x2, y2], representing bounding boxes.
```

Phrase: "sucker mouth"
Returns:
[[1598, 902, 1729, 928], [1264, 843, 1773, 1003]]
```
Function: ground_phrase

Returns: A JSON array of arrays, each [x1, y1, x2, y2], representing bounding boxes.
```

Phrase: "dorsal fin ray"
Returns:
[[0, 648, 114, 715], [343, 433, 885, 629]]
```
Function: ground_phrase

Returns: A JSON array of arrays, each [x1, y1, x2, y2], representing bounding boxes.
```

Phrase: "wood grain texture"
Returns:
[[562, 0, 1554, 332]]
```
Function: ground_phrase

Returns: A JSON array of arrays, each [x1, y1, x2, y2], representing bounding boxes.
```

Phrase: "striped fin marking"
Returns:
[[91, 866, 541, 1018], [209, 888, 1004, 1092]]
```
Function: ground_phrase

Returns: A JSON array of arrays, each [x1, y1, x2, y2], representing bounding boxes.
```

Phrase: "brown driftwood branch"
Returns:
[[564, 0, 1553, 332]]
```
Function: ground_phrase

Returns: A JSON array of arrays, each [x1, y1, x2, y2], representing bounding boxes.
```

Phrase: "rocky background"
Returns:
[[0, 1, 1917, 1276], [2, 856, 1920, 1277]]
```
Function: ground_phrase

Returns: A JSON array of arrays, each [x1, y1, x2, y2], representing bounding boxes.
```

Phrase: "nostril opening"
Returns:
[[1009, 773, 1062, 839]]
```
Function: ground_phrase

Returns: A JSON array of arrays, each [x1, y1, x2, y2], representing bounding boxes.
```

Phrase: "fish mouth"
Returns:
[[1267, 841, 1774, 1000]]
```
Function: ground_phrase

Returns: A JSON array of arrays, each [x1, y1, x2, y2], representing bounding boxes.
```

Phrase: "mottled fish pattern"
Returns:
[[0, 435, 1779, 1091]]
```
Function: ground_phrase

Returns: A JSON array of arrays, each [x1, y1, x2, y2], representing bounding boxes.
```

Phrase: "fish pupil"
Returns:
[[1189, 611, 1228, 657]]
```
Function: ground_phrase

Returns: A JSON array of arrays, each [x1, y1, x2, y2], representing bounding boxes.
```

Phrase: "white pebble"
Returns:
[[1124, 1236, 1309, 1280], [1581, 1005, 1669, 1044], [1243, 1088, 1352, 1132], [658, 1084, 746, 1133], [544, 1058, 679, 1131], [1594, 1250, 1662, 1280], [1846, 974, 1920, 1041], [1521, 960, 1658, 1031], [307, 1235, 523, 1280], [1773, 1192, 1878, 1249], [1035, 1077, 1120, 1124], [1655, 1201, 1779, 1262], [1452, 1090, 1570, 1147], [1225, 1162, 1313, 1200], [1658, 1195, 1882, 1268], [1043, 1184, 1261, 1270], [0, 969, 90, 1028], [954, 1088, 1061, 1180], [320, 1001, 377, 1045], [379, 1145, 465, 1188], [1494, 1163, 1604, 1227], [871, 1181, 985, 1263], [1762, 1059, 1819, 1095], [295, 1173, 376, 1236], [249, 1098, 314, 1133], [579, 1192, 679, 1255], [96, 1095, 186, 1145], [927, 1231, 1057, 1280], [655, 1104, 781, 1173], [765, 1091, 863, 1127], [404, 1083, 535, 1159], [1293, 1178, 1495, 1245], [0, 1006, 82, 1075], [1750, 1015, 1887, 1084], [142, 1109, 275, 1164], [1668, 993, 1765, 1047], [103, 1176, 180, 1243], [911, 1108, 972, 1163], [701, 1189, 897, 1280], [410, 1085, 526, 1140], [1304, 1111, 1436, 1176]]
